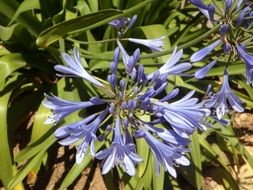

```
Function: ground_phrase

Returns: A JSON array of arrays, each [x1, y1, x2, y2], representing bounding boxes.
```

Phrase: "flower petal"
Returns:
[[190, 39, 221, 62]]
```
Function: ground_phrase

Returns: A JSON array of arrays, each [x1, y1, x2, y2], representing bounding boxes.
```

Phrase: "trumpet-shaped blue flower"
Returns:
[[190, 0, 215, 21], [128, 36, 165, 51], [236, 44, 253, 85], [43, 94, 103, 125], [205, 70, 244, 119], [96, 117, 142, 176], [117, 39, 140, 75], [135, 129, 190, 177], [190, 39, 221, 62], [55, 48, 103, 87], [148, 48, 192, 79], [153, 90, 210, 138], [55, 110, 108, 164], [194, 60, 217, 79]]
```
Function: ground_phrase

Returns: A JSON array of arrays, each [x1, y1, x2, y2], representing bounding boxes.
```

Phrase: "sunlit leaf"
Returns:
[[8, 0, 40, 25], [36, 10, 122, 48], [0, 24, 18, 41]]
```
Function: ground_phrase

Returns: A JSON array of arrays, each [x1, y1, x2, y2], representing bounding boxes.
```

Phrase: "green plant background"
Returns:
[[0, 0, 253, 189]]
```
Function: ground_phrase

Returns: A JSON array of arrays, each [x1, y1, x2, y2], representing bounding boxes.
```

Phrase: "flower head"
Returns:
[[44, 16, 210, 177]]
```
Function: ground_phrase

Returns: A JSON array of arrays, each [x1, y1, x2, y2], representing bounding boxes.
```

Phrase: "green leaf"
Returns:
[[0, 81, 15, 188], [207, 64, 245, 76], [76, 1, 91, 15], [87, 0, 98, 12], [15, 132, 56, 162], [136, 115, 150, 177], [8, 90, 44, 130], [141, 153, 153, 190], [237, 79, 253, 99], [198, 134, 231, 172], [0, 24, 18, 41], [0, 53, 27, 84], [189, 131, 203, 190], [30, 102, 52, 144], [152, 159, 164, 190], [136, 138, 150, 177], [0, 0, 42, 37], [36, 10, 123, 48], [8, 0, 40, 25], [36, 0, 156, 47], [60, 155, 93, 189], [8, 152, 45, 189], [216, 125, 253, 169], [175, 76, 205, 93], [86, 30, 101, 53]]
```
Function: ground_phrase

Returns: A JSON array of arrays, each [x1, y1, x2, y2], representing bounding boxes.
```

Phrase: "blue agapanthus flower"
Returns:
[[236, 44, 253, 85], [205, 69, 244, 119], [43, 16, 210, 177]]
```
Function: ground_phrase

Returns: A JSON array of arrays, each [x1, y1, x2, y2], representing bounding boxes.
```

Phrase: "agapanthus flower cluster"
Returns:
[[190, 0, 250, 119], [191, 0, 253, 84], [43, 16, 210, 177]]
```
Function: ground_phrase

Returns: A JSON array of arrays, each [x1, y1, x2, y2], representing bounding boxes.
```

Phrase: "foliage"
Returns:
[[0, 0, 253, 189]]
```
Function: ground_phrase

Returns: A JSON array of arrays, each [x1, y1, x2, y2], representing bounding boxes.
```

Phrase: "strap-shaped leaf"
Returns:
[[0, 53, 27, 84], [0, 80, 15, 188], [189, 131, 203, 190], [0, 24, 18, 41], [8, 0, 40, 25], [36, 10, 122, 48], [8, 152, 45, 189]]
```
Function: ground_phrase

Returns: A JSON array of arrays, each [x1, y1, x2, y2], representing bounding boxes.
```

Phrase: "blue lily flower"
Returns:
[[236, 44, 253, 85], [153, 90, 210, 138], [205, 69, 244, 119], [55, 48, 104, 87], [54, 110, 108, 164], [96, 116, 142, 176], [148, 47, 192, 80], [128, 36, 165, 51], [190, 39, 222, 62], [135, 129, 190, 177], [43, 94, 103, 125], [194, 60, 217, 79]]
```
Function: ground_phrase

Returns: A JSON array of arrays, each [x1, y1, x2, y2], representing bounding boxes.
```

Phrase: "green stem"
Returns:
[[79, 24, 221, 61], [67, 37, 118, 44]]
